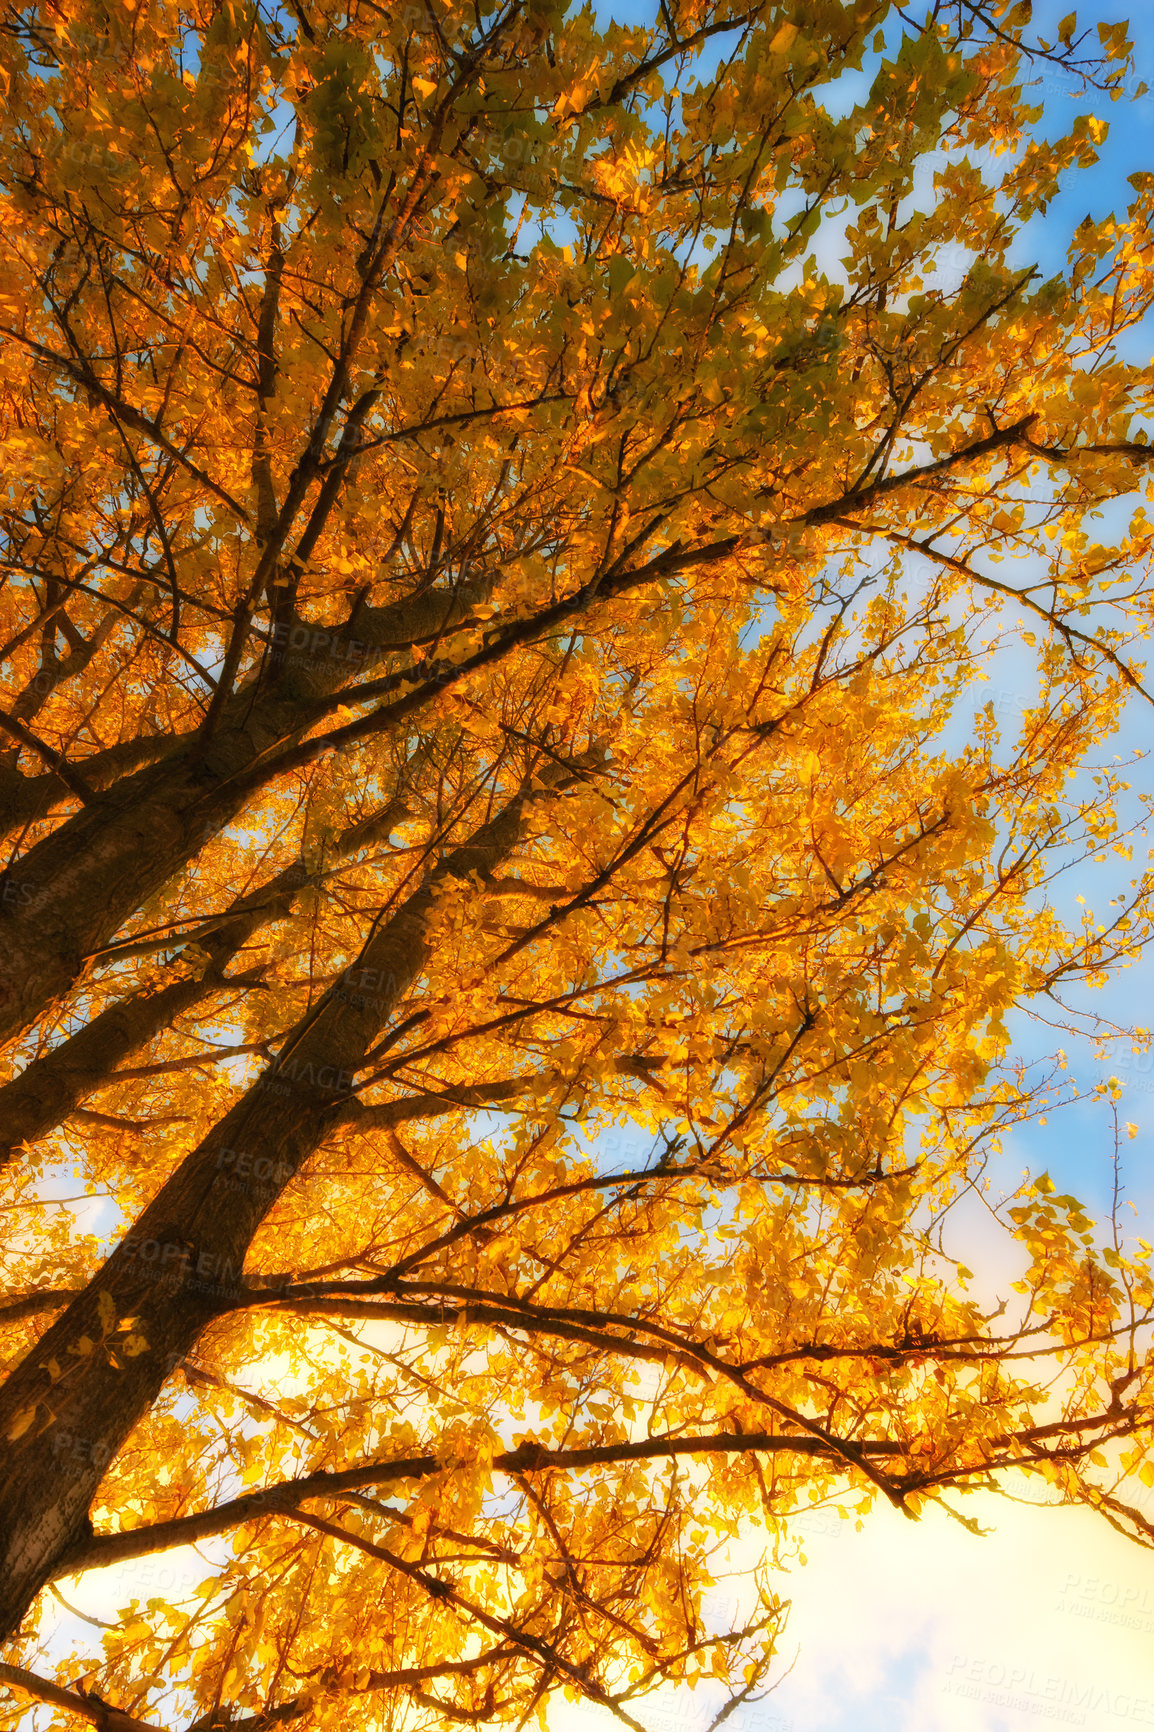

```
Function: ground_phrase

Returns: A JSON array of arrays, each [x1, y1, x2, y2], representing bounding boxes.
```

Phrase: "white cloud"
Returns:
[[700, 1493, 1154, 1732]]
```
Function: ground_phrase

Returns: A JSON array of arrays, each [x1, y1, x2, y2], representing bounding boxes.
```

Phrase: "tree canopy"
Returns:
[[2, 0, 1154, 1725]]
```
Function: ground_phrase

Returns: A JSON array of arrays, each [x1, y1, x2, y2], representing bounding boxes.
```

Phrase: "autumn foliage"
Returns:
[[2, 0, 1154, 1724]]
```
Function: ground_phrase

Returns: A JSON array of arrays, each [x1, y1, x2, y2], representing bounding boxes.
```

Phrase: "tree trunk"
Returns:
[[0, 584, 485, 1053], [0, 782, 415, 1168], [0, 780, 536, 1640], [0, 734, 176, 841]]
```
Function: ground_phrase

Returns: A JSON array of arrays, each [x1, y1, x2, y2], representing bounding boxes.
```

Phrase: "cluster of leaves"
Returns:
[[1, 0, 1154, 1726]]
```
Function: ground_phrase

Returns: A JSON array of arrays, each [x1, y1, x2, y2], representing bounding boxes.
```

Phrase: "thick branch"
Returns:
[[0, 1663, 162, 1732], [59, 1429, 901, 1577]]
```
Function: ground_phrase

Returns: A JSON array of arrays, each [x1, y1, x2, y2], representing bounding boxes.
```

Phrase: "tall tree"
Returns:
[[2, 0, 1154, 1724]]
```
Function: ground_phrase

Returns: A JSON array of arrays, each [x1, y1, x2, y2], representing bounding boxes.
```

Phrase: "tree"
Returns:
[[2, 0, 1154, 1722]]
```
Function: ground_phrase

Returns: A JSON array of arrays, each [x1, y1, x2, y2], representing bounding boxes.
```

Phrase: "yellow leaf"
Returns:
[[5, 1404, 38, 1442]]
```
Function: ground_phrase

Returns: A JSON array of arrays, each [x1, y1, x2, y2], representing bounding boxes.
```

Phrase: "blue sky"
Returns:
[[981, 1, 1154, 1225], [567, 6, 1154, 1730], [28, 7, 1154, 1725], [581, 0, 1154, 1225]]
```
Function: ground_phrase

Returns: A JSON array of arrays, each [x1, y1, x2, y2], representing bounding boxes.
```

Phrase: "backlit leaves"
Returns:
[[1, 0, 1154, 1727]]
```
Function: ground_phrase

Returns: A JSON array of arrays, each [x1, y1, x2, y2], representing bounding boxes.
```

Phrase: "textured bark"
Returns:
[[0, 971, 232, 1172], [0, 732, 175, 838], [0, 702, 302, 1051], [0, 584, 484, 1053], [0, 524, 750, 1057], [0, 775, 544, 1639], [0, 783, 414, 1169]]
